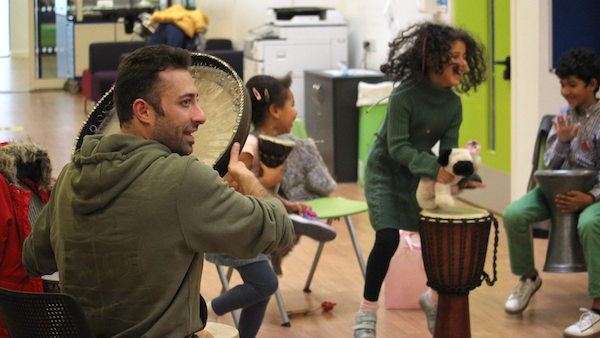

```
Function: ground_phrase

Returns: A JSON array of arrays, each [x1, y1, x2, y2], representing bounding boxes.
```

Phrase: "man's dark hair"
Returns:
[[556, 48, 600, 94], [114, 45, 191, 125]]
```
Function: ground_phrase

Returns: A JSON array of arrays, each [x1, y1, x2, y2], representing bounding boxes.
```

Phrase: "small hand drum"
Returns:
[[73, 53, 251, 177], [257, 134, 295, 168]]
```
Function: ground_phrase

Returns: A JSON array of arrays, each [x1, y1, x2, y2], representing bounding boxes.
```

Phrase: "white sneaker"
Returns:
[[504, 276, 542, 314], [288, 213, 336, 242], [564, 308, 600, 338], [352, 311, 376, 338]]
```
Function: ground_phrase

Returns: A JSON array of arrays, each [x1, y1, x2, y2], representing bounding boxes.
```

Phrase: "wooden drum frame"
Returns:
[[419, 207, 498, 338]]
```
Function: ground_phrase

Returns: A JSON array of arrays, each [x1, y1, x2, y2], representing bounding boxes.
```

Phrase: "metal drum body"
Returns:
[[534, 169, 598, 272], [419, 206, 498, 338], [74, 53, 251, 177]]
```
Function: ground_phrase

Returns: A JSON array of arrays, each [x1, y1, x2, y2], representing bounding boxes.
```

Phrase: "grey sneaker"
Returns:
[[288, 213, 336, 242], [419, 291, 437, 335], [564, 308, 600, 338], [352, 311, 376, 338], [504, 276, 542, 315]]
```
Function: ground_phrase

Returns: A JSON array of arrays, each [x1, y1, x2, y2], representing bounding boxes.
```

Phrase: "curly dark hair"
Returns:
[[380, 22, 486, 93], [556, 48, 600, 94], [115, 45, 191, 126], [245, 74, 293, 127]]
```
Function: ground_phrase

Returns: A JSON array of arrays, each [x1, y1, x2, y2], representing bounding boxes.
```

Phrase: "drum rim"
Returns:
[[73, 52, 251, 177], [420, 207, 491, 222]]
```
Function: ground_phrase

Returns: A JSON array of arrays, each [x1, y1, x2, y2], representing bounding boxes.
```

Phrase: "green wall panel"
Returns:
[[455, 0, 511, 173]]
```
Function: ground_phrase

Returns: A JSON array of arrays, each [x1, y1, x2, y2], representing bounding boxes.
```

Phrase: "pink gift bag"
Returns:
[[384, 230, 429, 309]]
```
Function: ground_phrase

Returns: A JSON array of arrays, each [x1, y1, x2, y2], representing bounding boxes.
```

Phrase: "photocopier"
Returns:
[[243, 7, 349, 120]]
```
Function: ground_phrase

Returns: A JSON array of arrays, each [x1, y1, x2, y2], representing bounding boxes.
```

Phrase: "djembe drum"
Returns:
[[419, 207, 498, 338], [74, 53, 251, 177], [534, 169, 598, 272]]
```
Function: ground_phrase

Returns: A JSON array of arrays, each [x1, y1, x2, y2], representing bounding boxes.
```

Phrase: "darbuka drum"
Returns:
[[419, 207, 498, 338], [74, 53, 251, 177], [534, 169, 598, 272]]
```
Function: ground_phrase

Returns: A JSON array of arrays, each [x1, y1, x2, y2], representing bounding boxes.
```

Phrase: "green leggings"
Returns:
[[503, 187, 600, 298]]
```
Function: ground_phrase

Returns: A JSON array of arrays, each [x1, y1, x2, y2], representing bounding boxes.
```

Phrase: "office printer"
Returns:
[[244, 7, 348, 120]]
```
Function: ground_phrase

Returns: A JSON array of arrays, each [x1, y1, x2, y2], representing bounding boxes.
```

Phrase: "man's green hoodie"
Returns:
[[22, 134, 294, 337]]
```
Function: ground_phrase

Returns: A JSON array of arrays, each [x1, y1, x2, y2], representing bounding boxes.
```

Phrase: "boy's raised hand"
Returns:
[[552, 115, 580, 143]]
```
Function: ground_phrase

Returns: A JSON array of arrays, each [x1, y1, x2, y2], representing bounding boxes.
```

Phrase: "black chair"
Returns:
[[203, 39, 244, 80], [0, 286, 94, 338], [204, 39, 233, 51], [528, 114, 554, 239]]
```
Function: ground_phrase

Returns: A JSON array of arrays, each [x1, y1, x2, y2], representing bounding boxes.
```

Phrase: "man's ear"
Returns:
[[438, 149, 452, 166], [132, 98, 153, 124]]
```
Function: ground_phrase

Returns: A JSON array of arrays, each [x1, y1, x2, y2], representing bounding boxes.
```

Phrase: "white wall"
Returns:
[[510, 0, 564, 201], [198, 0, 450, 71], [9, 0, 29, 58]]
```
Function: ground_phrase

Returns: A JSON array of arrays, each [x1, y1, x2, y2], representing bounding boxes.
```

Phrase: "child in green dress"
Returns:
[[353, 22, 486, 338]]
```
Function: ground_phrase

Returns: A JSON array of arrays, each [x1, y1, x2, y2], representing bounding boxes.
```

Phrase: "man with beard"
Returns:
[[22, 44, 295, 338]]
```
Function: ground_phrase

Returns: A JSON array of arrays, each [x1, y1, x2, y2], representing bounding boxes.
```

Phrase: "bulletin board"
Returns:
[[551, 0, 600, 69]]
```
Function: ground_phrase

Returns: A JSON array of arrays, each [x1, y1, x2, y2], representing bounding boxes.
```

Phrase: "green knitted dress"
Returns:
[[364, 78, 462, 232]]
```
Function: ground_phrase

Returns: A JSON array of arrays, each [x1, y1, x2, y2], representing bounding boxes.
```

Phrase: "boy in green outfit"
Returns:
[[503, 48, 600, 338]]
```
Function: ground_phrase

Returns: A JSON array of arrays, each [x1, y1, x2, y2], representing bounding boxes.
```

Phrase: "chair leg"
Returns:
[[303, 241, 326, 293], [83, 97, 87, 115], [215, 264, 240, 329], [267, 260, 290, 327], [345, 215, 366, 278], [274, 288, 291, 327]]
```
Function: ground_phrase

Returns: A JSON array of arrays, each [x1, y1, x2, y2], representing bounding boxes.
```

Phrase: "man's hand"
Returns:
[[555, 190, 594, 213], [552, 115, 580, 144], [227, 143, 272, 199], [227, 143, 253, 184], [437, 167, 454, 184]]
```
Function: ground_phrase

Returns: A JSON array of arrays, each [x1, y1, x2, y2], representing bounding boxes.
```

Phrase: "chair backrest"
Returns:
[[290, 118, 308, 140], [88, 41, 146, 74], [527, 114, 554, 192], [205, 39, 233, 51], [0, 287, 94, 338]]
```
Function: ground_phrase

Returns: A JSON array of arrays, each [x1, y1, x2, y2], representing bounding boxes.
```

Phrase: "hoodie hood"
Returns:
[[70, 134, 172, 215]]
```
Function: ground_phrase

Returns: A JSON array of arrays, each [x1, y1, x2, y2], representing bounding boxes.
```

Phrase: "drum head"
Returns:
[[73, 53, 251, 177], [420, 207, 489, 221]]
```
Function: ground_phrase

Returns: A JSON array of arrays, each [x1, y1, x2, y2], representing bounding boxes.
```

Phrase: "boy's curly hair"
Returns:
[[556, 48, 600, 94], [380, 22, 486, 93]]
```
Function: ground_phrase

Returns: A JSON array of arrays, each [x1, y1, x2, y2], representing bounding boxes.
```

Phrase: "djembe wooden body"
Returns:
[[419, 207, 498, 338]]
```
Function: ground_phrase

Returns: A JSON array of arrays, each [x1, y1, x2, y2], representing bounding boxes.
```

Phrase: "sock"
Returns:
[[359, 299, 378, 313], [592, 308, 600, 315], [520, 272, 537, 282], [427, 289, 439, 307]]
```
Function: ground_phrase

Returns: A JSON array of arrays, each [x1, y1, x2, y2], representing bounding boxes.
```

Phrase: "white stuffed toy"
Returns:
[[416, 141, 482, 210]]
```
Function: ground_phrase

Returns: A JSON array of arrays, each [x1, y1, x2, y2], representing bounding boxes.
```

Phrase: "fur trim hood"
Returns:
[[0, 142, 53, 191]]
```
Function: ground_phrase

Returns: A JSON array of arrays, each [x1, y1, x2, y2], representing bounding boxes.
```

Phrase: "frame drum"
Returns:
[[73, 53, 251, 177]]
